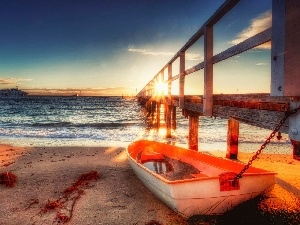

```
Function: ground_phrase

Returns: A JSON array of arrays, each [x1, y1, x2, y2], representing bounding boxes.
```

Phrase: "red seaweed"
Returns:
[[41, 200, 62, 213], [64, 170, 99, 195], [0, 171, 17, 187], [39, 170, 100, 224], [56, 212, 70, 223]]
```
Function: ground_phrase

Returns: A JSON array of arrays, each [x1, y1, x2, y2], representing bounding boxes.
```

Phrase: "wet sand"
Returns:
[[0, 144, 300, 225]]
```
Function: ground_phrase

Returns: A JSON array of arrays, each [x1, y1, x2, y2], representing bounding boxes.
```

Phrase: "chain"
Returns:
[[234, 105, 300, 181]]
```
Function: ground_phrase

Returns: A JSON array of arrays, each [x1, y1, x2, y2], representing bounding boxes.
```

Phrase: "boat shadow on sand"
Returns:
[[188, 176, 300, 225], [188, 193, 300, 225]]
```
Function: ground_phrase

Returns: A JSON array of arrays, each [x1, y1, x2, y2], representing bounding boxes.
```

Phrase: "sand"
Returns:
[[1, 144, 300, 225]]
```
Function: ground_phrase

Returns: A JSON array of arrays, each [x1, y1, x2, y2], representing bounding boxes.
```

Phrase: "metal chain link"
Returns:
[[234, 105, 300, 181]]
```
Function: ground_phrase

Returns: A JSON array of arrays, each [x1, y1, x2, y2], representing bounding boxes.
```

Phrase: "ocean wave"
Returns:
[[30, 122, 140, 129], [31, 122, 73, 127]]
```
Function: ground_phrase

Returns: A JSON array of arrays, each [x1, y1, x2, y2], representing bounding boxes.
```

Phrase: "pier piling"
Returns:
[[226, 118, 239, 159], [166, 104, 172, 138]]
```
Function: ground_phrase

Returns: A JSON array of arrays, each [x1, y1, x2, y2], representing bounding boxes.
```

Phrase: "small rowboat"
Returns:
[[126, 140, 276, 217]]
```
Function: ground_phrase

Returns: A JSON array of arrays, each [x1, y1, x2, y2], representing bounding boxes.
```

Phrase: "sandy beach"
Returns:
[[1, 144, 300, 225]]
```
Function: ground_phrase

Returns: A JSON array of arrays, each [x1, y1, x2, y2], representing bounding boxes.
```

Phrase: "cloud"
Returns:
[[230, 10, 271, 49], [186, 53, 203, 61], [256, 62, 268, 66], [0, 77, 32, 85], [128, 47, 174, 57], [0, 78, 18, 85], [128, 46, 203, 61]]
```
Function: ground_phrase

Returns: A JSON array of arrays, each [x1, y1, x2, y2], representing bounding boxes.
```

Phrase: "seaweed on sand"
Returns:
[[0, 171, 17, 187], [39, 170, 100, 224], [64, 170, 99, 194]]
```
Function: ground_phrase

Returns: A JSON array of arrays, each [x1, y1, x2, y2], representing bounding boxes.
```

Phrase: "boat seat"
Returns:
[[139, 150, 165, 163], [190, 173, 208, 178]]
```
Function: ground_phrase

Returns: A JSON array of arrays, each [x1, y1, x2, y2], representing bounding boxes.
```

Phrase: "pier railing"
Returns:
[[136, 0, 300, 159]]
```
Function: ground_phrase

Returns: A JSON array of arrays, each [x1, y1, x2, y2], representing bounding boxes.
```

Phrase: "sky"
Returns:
[[0, 0, 272, 96]]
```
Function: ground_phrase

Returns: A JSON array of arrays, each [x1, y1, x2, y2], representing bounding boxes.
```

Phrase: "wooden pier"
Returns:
[[136, 0, 300, 160]]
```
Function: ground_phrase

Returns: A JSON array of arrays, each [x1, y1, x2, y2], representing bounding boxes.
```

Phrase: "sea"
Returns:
[[0, 96, 292, 154]]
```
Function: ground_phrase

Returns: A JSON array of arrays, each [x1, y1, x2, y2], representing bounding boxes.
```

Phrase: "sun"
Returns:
[[154, 80, 167, 96]]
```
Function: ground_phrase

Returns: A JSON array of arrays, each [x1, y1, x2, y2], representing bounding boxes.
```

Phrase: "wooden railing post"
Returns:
[[179, 51, 185, 109], [271, 0, 300, 97], [166, 63, 173, 137], [168, 64, 172, 101], [204, 25, 213, 116]]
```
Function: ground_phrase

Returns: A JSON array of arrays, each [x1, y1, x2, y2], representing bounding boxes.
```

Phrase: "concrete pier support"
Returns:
[[226, 118, 239, 159]]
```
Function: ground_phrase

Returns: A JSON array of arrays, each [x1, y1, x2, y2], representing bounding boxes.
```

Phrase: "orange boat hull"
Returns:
[[126, 140, 276, 217]]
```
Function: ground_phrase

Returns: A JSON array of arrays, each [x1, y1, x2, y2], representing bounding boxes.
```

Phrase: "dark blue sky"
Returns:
[[0, 0, 272, 95]]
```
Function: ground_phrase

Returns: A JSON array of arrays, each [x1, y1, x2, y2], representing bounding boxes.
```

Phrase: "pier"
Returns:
[[137, 0, 300, 160]]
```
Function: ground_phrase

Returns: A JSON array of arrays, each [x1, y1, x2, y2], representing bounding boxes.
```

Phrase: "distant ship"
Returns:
[[0, 88, 28, 97]]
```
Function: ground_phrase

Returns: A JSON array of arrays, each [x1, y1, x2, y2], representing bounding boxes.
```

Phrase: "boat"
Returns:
[[126, 140, 276, 217], [0, 88, 28, 97]]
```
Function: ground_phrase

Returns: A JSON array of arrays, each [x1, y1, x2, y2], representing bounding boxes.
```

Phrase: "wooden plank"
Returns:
[[195, 62, 205, 71], [170, 74, 180, 81], [213, 28, 271, 64], [185, 62, 205, 76], [185, 66, 197, 76], [166, 61, 205, 83], [166, 27, 269, 83], [204, 25, 213, 116], [213, 99, 289, 112], [166, 94, 290, 133]]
